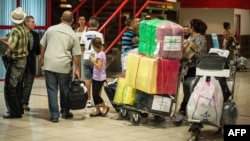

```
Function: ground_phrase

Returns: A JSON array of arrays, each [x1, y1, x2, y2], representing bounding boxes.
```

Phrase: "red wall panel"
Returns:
[[179, 0, 250, 9]]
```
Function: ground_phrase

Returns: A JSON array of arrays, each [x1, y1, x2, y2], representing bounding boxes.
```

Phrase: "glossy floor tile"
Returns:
[[0, 61, 250, 141]]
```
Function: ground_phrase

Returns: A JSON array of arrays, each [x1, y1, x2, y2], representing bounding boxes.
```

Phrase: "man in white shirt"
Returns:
[[80, 16, 104, 107]]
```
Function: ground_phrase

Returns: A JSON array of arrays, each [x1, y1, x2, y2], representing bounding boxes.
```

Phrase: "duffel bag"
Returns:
[[68, 77, 88, 110]]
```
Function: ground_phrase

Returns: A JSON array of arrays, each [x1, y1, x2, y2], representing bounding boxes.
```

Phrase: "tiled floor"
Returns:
[[0, 61, 250, 141]]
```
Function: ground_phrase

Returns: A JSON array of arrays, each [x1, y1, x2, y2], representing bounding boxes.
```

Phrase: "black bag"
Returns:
[[0, 40, 9, 56], [103, 80, 119, 112], [68, 77, 88, 110], [198, 53, 228, 70]]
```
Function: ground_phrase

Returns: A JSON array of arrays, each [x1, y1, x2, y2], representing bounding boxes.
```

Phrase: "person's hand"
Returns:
[[132, 36, 139, 43], [89, 55, 94, 63]]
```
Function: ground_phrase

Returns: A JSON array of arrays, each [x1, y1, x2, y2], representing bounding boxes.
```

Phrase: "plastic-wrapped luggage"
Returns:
[[138, 19, 184, 59], [113, 77, 136, 105]]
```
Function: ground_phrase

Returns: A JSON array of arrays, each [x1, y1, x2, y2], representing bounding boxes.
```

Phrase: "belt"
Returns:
[[11, 56, 27, 60]]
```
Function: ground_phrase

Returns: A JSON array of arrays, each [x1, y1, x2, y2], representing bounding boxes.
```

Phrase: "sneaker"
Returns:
[[22, 104, 30, 111], [86, 100, 93, 108]]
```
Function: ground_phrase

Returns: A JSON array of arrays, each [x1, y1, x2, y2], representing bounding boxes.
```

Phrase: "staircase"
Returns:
[[56, 0, 178, 77]]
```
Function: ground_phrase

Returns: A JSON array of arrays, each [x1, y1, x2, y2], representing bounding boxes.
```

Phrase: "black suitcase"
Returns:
[[183, 77, 200, 103], [68, 77, 88, 110], [198, 53, 228, 70], [103, 80, 120, 112]]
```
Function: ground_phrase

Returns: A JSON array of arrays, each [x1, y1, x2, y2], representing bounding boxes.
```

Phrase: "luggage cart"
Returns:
[[119, 60, 188, 126], [187, 57, 238, 141]]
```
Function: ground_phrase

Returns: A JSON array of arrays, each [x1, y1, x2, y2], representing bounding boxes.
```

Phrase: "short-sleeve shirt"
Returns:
[[92, 51, 106, 81], [7, 24, 29, 59], [121, 29, 138, 50], [79, 30, 104, 59], [40, 23, 81, 73]]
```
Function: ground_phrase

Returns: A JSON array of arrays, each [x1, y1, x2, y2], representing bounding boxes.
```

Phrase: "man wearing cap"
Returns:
[[3, 7, 29, 118]]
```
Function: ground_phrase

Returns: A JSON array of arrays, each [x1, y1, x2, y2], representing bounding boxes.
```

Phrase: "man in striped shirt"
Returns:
[[121, 17, 140, 73]]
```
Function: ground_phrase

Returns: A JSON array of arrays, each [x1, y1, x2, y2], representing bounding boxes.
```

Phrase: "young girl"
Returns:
[[89, 37, 109, 117]]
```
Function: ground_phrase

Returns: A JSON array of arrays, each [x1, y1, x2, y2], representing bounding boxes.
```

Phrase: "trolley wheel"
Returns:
[[171, 114, 183, 126], [194, 128, 201, 141], [130, 113, 142, 126], [172, 120, 183, 126], [119, 108, 129, 119]]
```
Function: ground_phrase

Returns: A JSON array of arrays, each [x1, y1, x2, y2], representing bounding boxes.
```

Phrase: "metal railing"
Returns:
[[105, 0, 168, 54]]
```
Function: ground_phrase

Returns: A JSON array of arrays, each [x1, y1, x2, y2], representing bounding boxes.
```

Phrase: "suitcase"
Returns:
[[68, 77, 88, 110], [183, 77, 200, 103], [198, 53, 228, 70], [103, 80, 120, 112], [221, 99, 238, 125]]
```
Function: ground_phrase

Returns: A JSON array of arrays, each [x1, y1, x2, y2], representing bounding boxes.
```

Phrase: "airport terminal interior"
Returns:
[[0, 60, 250, 141], [0, 0, 250, 141]]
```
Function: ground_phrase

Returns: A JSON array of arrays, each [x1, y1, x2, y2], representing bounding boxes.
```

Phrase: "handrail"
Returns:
[[98, 0, 128, 32], [93, 0, 111, 16], [105, 27, 127, 54], [72, 0, 87, 14], [105, 0, 168, 54], [135, 1, 167, 17]]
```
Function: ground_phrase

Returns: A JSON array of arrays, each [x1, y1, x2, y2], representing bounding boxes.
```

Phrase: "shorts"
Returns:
[[121, 48, 138, 72], [83, 59, 93, 80]]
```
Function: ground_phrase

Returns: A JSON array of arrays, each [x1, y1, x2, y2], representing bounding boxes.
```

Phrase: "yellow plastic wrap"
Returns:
[[126, 53, 158, 94], [113, 77, 136, 105]]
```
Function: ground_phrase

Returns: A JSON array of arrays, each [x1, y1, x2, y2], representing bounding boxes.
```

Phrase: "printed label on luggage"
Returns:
[[163, 36, 181, 51], [151, 95, 171, 112]]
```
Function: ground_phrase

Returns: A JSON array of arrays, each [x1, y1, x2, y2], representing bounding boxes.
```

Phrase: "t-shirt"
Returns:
[[93, 51, 106, 81], [121, 29, 138, 50], [40, 23, 81, 73], [79, 30, 104, 59]]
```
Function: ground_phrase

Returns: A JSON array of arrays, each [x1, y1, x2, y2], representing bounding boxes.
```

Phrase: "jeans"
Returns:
[[4, 59, 26, 116], [45, 70, 71, 118]]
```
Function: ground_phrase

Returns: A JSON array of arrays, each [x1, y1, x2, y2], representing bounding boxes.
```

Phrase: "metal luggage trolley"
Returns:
[[186, 55, 238, 141], [117, 60, 188, 126]]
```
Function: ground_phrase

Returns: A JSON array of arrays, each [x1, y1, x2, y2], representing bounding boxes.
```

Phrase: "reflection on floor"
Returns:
[[0, 63, 250, 141]]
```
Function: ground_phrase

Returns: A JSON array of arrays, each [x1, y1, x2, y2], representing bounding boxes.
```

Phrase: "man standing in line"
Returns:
[[80, 16, 105, 108], [40, 10, 81, 122], [121, 17, 140, 73], [21, 16, 41, 111], [3, 7, 29, 119]]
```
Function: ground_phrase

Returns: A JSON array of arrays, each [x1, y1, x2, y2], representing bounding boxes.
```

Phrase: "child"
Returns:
[[89, 37, 109, 117]]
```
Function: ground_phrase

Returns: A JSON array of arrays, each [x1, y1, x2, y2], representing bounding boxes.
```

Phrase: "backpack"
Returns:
[[68, 77, 88, 110]]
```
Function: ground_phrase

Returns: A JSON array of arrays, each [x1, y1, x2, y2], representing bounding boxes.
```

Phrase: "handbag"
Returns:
[[68, 77, 88, 110], [182, 40, 199, 60], [0, 40, 9, 56]]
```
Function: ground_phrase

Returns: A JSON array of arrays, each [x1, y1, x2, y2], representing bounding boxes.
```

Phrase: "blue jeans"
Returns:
[[45, 70, 71, 118]]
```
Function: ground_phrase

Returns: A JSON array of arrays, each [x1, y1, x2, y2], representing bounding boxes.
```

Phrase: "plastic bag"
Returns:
[[187, 76, 224, 126]]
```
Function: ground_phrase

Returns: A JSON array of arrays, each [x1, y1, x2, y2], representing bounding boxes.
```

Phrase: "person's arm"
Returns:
[[39, 46, 46, 67], [73, 55, 81, 78], [90, 57, 103, 70]]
